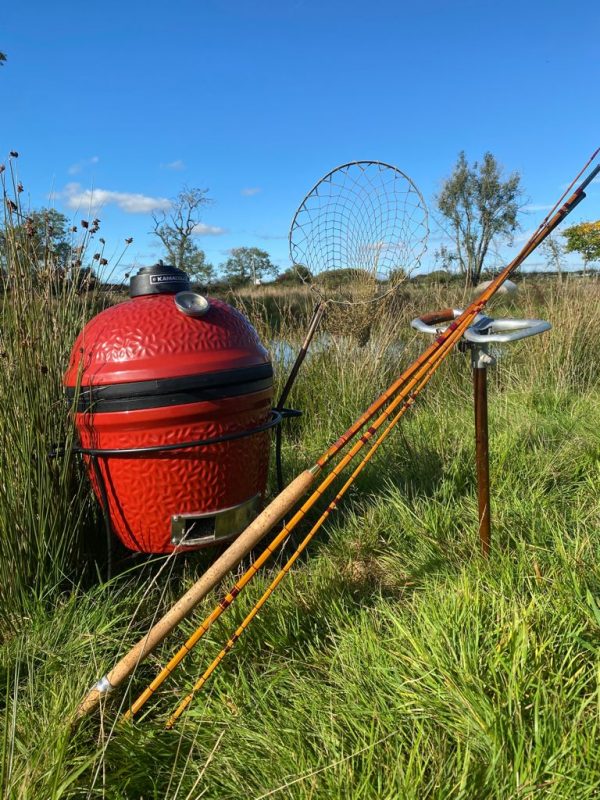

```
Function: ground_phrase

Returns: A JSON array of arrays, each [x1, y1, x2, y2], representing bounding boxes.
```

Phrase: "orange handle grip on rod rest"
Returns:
[[418, 309, 456, 326]]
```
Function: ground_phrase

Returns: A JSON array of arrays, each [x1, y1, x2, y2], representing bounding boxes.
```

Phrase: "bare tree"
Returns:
[[540, 234, 566, 282], [151, 187, 215, 283]]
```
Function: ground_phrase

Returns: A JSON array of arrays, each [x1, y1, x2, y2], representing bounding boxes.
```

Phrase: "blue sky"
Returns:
[[1, 0, 598, 277]]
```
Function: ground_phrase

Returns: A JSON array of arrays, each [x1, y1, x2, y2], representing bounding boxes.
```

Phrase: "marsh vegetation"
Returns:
[[1, 182, 599, 797]]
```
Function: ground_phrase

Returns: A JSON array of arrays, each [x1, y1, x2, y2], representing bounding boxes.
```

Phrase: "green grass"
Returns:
[[2, 367, 599, 798], [1, 177, 599, 798]]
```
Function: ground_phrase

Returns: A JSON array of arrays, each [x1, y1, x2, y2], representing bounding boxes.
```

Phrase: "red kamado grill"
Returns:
[[64, 263, 277, 554]]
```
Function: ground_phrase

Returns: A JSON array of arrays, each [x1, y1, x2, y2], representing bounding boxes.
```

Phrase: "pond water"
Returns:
[[268, 333, 411, 372]]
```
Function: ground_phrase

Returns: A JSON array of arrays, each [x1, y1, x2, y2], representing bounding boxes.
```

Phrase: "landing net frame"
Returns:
[[289, 160, 429, 306]]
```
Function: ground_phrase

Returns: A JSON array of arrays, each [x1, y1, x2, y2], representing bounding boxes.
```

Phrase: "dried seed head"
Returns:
[[92, 253, 100, 260], [125, 237, 133, 244], [81, 219, 89, 229], [7, 199, 17, 211], [71, 226, 77, 232], [17, 182, 23, 193], [99, 237, 105, 244], [100, 257, 108, 266], [9, 151, 18, 158], [0, 164, 5, 173]]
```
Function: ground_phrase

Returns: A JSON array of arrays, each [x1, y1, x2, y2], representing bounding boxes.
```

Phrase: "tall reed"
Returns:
[[0, 156, 122, 635]]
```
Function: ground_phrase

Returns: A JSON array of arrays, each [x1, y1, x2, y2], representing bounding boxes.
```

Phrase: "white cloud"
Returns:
[[241, 187, 261, 196], [161, 159, 186, 171], [192, 222, 227, 236], [68, 155, 100, 175], [62, 182, 171, 214]]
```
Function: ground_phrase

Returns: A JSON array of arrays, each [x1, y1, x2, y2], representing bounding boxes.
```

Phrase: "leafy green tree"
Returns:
[[437, 152, 523, 285], [151, 187, 215, 282], [562, 221, 600, 274], [318, 267, 365, 288], [30, 209, 72, 268], [173, 239, 215, 286], [1, 208, 71, 274], [221, 247, 277, 286], [276, 263, 311, 284]]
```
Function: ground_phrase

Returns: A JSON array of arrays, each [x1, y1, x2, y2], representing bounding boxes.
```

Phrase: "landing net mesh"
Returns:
[[289, 160, 429, 306]]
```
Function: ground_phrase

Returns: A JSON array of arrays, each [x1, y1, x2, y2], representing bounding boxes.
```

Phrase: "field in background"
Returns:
[[1, 275, 600, 798]]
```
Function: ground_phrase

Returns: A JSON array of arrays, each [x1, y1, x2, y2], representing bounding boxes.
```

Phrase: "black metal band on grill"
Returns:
[[49, 408, 302, 459], [66, 362, 273, 413]]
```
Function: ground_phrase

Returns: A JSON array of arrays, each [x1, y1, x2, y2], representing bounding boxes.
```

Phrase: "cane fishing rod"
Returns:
[[166, 363, 444, 728], [124, 151, 600, 720], [125, 312, 474, 719], [75, 152, 598, 722]]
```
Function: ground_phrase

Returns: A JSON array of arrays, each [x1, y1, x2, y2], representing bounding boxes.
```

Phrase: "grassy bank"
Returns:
[[1, 268, 599, 797]]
